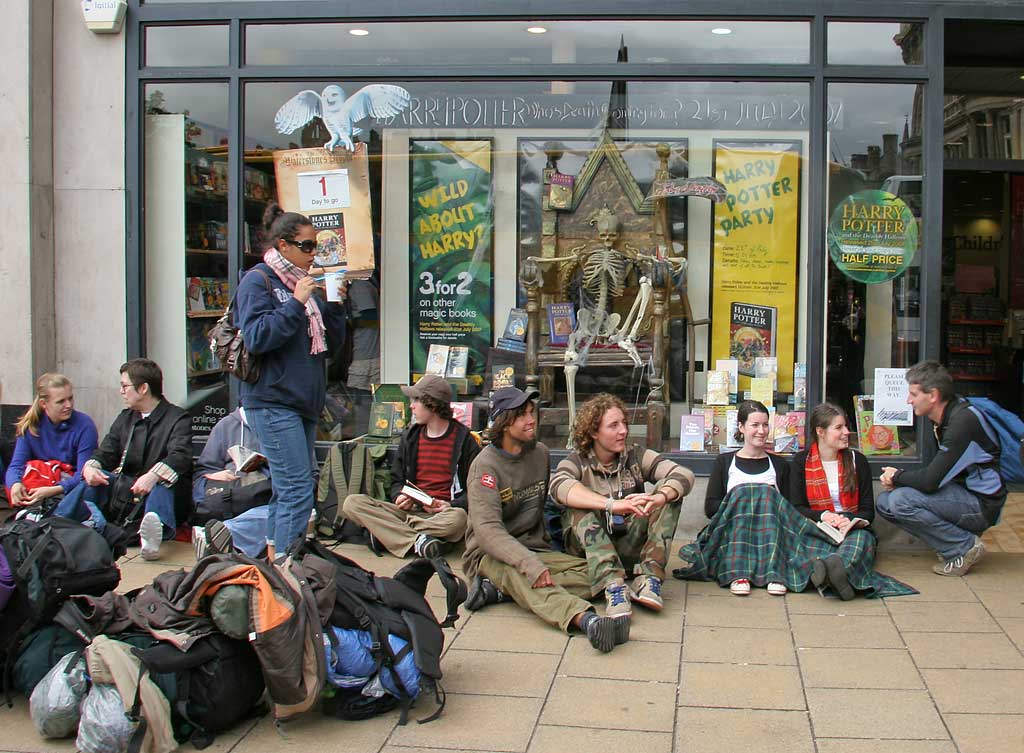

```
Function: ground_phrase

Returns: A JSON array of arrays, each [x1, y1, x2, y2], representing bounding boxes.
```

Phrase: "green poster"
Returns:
[[409, 140, 494, 381], [828, 189, 918, 284]]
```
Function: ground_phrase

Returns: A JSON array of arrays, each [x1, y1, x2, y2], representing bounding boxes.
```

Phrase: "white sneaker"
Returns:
[[191, 525, 208, 561], [139, 511, 163, 561]]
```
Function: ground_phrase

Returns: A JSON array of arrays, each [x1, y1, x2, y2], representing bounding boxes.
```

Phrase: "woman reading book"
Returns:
[[789, 403, 876, 600]]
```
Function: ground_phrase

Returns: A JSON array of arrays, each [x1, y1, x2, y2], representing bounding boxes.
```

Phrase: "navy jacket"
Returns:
[[235, 263, 348, 422]]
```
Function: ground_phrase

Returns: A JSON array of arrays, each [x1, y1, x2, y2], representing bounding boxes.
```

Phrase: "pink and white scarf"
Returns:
[[263, 248, 327, 355]]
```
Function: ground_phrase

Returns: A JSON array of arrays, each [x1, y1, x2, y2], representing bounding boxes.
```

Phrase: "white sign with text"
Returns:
[[297, 169, 350, 212], [873, 368, 913, 426]]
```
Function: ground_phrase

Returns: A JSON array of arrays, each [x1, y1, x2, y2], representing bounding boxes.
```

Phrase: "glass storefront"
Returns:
[[133, 7, 963, 465]]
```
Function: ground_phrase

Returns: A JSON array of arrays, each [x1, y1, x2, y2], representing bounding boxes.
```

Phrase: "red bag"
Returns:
[[20, 459, 73, 492]]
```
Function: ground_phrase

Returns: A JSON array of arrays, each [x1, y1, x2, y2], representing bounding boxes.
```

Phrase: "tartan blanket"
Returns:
[[673, 483, 916, 598]]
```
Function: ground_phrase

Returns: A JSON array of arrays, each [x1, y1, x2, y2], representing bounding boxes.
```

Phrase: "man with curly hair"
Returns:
[[342, 374, 479, 558], [550, 393, 694, 642], [462, 387, 623, 653]]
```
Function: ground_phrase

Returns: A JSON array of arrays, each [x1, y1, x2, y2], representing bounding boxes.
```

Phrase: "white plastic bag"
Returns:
[[29, 651, 89, 739], [76, 683, 137, 753]]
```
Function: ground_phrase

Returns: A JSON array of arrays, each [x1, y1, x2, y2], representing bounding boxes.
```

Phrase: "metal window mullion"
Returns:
[[126, 11, 144, 358], [227, 18, 243, 412], [806, 13, 827, 419]]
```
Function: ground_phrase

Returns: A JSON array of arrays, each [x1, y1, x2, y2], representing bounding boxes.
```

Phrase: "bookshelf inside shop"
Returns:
[[145, 114, 277, 437]]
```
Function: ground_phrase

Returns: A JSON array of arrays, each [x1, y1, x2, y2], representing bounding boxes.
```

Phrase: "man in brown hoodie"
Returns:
[[462, 387, 621, 652]]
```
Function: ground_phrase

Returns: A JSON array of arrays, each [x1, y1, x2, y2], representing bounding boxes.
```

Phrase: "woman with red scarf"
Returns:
[[789, 402, 875, 600]]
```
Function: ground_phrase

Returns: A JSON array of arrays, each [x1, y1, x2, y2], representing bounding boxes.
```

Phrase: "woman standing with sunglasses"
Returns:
[[235, 202, 348, 559]]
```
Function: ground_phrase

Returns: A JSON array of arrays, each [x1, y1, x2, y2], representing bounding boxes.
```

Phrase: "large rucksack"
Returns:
[[295, 540, 466, 724], [966, 397, 1024, 483], [0, 517, 121, 691], [316, 439, 392, 546]]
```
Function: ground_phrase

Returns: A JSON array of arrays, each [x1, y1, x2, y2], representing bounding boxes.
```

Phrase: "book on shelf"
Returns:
[[451, 401, 474, 429], [729, 302, 777, 377], [548, 172, 574, 210], [381, 401, 408, 433], [750, 377, 773, 406], [495, 337, 527, 353], [691, 407, 714, 446], [446, 378, 470, 396], [754, 357, 779, 391], [501, 308, 529, 342], [425, 344, 450, 376], [399, 482, 433, 507], [446, 346, 469, 379], [705, 370, 731, 406], [491, 364, 515, 391], [772, 411, 805, 453], [679, 414, 706, 452], [715, 359, 739, 397], [546, 302, 576, 346], [368, 402, 398, 438], [708, 405, 736, 446], [226, 444, 267, 473], [186, 277, 207, 312], [793, 362, 807, 411], [816, 517, 870, 544], [853, 396, 901, 455], [725, 408, 742, 448]]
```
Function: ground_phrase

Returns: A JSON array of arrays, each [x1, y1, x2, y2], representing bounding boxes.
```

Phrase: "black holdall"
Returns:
[[194, 473, 272, 524], [209, 270, 272, 384]]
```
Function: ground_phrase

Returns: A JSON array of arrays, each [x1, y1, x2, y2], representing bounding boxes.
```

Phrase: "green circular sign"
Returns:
[[827, 189, 918, 284]]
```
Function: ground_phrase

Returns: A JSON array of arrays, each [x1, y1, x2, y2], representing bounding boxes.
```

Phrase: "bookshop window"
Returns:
[[242, 79, 810, 449], [827, 22, 924, 66], [245, 19, 808, 67], [826, 82, 924, 459], [143, 82, 230, 438], [144, 25, 229, 67]]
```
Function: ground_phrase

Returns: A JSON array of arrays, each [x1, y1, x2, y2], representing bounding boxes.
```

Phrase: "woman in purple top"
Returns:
[[5, 373, 98, 508]]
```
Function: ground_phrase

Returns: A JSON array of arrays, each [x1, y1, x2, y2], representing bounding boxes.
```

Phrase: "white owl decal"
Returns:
[[274, 84, 411, 152]]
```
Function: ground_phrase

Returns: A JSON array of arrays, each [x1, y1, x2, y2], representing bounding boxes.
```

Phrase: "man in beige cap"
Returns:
[[342, 374, 479, 558]]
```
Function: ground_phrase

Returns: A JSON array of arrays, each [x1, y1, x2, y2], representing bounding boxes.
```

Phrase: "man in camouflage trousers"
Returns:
[[550, 393, 694, 644]]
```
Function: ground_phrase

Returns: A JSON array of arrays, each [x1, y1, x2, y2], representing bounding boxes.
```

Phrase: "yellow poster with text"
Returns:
[[711, 141, 801, 393]]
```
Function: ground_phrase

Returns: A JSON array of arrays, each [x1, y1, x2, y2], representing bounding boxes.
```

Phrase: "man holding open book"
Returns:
[[342, 374, 479, 559]]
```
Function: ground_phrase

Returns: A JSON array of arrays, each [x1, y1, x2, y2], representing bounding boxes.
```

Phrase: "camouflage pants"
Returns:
[[562, 501, 682, 593]]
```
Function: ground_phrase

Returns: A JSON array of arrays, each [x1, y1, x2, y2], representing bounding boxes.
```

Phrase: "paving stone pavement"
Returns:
[[6, 495, 1024, 753]]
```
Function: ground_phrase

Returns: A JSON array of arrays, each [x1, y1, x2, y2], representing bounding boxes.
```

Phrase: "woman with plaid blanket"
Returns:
[[789, 403, 877, 600], [674, 401, 915, 599]]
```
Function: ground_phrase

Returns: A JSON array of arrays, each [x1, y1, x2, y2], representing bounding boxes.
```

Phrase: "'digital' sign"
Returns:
[[827, 190, 918, 284]]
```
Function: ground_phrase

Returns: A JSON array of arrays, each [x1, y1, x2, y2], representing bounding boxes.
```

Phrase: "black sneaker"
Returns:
[[580, 611, 616, 653], [414, 533, 444, 559], [465, 575, 507, 611]]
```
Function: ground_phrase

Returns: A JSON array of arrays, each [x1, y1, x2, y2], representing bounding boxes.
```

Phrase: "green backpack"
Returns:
[[316, 439, 392, 542]]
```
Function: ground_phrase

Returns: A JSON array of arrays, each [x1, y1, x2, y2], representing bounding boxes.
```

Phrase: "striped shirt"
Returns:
[[415, 422, 458, 501]]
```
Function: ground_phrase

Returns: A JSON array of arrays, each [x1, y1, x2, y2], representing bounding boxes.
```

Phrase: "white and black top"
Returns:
[[704, 451, 792, 518]]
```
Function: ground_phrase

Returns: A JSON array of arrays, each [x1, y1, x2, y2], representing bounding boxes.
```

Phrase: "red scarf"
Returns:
[[804, 442, 858, 513], [263, 249, 327, 355]]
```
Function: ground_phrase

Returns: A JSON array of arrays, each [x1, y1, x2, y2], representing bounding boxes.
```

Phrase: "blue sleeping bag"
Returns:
[[966, 397, 1024, 483], [324, 626, 421, 699]]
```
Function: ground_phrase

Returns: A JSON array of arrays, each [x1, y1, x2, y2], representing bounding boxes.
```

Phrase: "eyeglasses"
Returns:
[[285, 239, 318, 253], [119, 382, 135, 393]]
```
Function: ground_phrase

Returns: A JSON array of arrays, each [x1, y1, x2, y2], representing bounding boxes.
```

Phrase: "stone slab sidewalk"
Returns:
[[5, 496, 1023, 753]]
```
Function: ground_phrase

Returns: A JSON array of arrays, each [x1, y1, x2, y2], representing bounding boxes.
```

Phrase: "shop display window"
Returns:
[[827, 22, 923, 66], [144, 25, 229, 67], [825, 82, 924, 459]]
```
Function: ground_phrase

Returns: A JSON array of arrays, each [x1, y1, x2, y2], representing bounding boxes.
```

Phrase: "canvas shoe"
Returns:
[[933, 538, 987, 577], [465, 575, 508, 611], [767, 582, 788, 596], [579, 611, 617, 653], [191, 526, 208, 561], [629, 574, 664, 611], [730, 578, 751, 596], [413, 533, 444, 559], [605, 580, 632, 644], [825, 554, 855, 600], [139, 511, 163, 561], [205, 519, 235, 555]]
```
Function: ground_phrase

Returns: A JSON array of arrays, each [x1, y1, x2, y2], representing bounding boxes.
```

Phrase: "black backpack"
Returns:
[[193, 473, 272, 525], [295, 540, 466, 724], [130, 634, 266, 748]]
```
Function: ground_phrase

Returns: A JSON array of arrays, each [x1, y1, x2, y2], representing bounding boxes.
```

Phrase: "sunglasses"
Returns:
[[285, 238, 318, 253]]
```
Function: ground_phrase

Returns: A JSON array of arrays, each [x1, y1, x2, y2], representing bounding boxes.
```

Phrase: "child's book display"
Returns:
[[425, 344, 450, 376], [679, 414, 706, 452], [446, 346, 469, 379], [546, 302, 577, 346], [705, 371, 730, 406], [853, 395, 901, 455], [729, 302, 777, 377]]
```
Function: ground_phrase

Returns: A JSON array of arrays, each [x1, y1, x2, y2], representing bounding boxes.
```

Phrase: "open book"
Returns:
[[400, 482, 434, 507], [227, 445, 267, 473], [816, 517, 870, 544]]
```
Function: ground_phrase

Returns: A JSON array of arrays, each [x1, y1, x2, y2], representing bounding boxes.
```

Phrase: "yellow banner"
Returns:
[[710, 141, 801, 393]]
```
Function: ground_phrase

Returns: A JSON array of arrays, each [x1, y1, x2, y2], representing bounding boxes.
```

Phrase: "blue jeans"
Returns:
[[876, 483, 988, 560], [246, 407, 317, 551], [59, 472, 176, 538], [223, 506, 270, 558]]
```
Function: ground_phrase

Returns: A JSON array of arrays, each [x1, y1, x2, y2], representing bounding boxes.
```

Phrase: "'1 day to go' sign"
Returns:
[[297, 169, 350, 212]]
